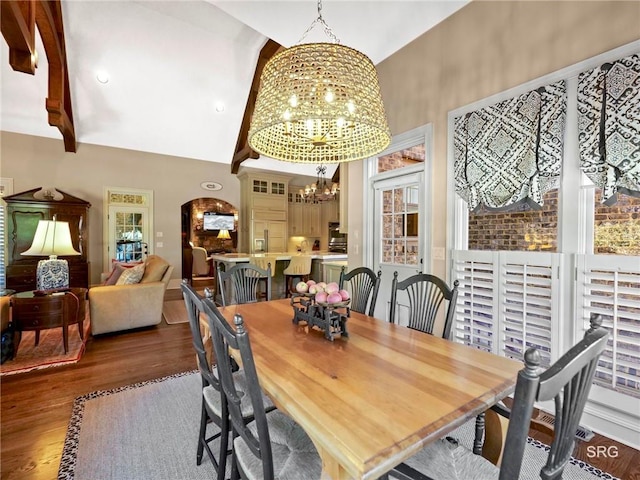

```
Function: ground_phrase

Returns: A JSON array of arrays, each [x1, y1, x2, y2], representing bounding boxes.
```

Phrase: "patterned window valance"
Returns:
[[454, 81, 566, 212], [578, 53, 640, 205]]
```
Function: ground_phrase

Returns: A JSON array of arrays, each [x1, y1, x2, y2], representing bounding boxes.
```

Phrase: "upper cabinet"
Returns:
[[238, 171, 292, 253]]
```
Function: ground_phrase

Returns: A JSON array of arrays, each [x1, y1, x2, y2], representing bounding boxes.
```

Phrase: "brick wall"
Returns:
[[594, 191, 640, 255], [190, 198, 237, 252], [378, 144, 424, 173], [468, 189, 640, 255], [468, 190, 559, 251]]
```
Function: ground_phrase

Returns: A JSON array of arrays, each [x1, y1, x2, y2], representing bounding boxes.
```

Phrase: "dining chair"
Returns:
[[389, 272, 459, 340], [217, 263, 272, 306], [182, 282, 276, 480], [388, 313, 609, 480], [282, 255, 312, 297], [202, 300, 323, 480], [338, 266, 382, 316], [181, 282, 229, 480]]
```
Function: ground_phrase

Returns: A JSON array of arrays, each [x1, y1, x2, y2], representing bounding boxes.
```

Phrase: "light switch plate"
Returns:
[[432, 247, 445, 260]]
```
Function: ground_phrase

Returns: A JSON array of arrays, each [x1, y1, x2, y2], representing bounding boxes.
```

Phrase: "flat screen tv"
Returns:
[[203, 212, 235, 231]]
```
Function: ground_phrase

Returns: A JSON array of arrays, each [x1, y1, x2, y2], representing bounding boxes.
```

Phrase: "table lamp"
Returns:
[[21, 216, 81, 290]]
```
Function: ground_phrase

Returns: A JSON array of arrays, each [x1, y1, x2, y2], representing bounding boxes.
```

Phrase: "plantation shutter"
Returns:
[[576, 254, 640, 397], [499, 252, 560, 368], [454, 80, 566, 211], [578, 53, 640, 205], [451, 250, 498, 353], [452, 251, 562, 368]]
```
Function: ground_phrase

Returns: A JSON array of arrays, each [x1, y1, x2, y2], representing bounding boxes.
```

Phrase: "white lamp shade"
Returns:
[[21, 220, 81, 257]]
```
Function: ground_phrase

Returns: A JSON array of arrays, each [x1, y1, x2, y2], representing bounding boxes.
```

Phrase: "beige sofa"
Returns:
[[89, 255, 173, 335]]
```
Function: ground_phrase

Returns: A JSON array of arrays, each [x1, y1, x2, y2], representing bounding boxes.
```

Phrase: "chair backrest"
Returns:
[[202, 300, 275, 479], [181, 282, 219, 394], [499, 314, 609, 480], [282, 255, 312, 275], [389, 272, 459, 339], [192, 246, 210, 276], [250, 256, 277, 277], [217, 263, 271, 306], [339, 266, 382, 317]]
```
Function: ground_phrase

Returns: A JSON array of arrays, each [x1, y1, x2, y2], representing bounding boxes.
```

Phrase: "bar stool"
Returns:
[[282, 255, 312, 298], [250, 255, 277, 300]]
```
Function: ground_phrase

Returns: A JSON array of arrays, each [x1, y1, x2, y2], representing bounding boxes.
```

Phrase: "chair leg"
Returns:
[[473, 412, 485, 455], [197, 399, 207, 465], [217, 411, 230, 480], [230, 430, 240, 480]]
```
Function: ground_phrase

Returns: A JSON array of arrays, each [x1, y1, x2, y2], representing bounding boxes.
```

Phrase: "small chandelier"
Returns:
[[300, 165, 339, 203], [248, 0, 391, 164]]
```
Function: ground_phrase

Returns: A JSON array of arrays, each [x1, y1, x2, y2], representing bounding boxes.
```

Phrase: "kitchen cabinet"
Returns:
[[288, 201, 321, 237], [4, 187, 91, 292], [323, 261, 348, 285], [253, 219, 286, 253], [238, 171, 292, 253]]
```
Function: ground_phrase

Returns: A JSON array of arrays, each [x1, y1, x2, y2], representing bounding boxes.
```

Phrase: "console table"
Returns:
[[11, 288, 87, 354]]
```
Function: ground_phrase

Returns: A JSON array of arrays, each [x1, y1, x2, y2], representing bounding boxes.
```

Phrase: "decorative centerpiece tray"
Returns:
[[290, 293, 349, 341]]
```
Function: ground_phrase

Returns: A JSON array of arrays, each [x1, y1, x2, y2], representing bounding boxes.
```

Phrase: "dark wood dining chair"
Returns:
[[202, 300, 323, 480], [388, 313, 609, 480], [338, 266, 382, 316], [181, 282, 229, 480], [389, 271, 459, 340], [217, 263, 272, 306]]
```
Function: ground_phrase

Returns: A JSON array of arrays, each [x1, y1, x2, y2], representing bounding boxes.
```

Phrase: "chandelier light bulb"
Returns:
[[325, 90, 334, 103]]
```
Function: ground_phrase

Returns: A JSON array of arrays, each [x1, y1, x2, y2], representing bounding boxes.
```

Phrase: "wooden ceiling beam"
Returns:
[[231, 38, 282, 174], [36, 0, 76, 152], [1, 0, 76, 152], [1, 0, 37, 74]]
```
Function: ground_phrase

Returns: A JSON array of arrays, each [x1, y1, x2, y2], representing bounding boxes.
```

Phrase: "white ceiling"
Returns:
[[1, 0, 468, 180]]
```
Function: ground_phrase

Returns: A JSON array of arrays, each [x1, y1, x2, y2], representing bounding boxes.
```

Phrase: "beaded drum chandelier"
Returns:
[[248, 0, 391, 164]]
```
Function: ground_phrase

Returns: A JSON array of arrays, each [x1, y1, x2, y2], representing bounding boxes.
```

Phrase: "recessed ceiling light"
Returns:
[[214, 101, 225, 113], [96, 71, 110, 84]]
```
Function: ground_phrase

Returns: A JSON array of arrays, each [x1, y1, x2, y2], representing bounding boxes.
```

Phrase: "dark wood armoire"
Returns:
[[4, 188, 91, 292]]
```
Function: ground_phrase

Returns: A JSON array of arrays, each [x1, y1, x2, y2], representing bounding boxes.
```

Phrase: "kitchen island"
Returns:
[[210, 252, 348, 302], [208, 252, 347, 263]]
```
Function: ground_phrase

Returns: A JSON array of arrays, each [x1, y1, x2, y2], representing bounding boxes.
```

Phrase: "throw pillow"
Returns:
[[140, 255, 170, 283], [115, 263, 146, 285], [103, 260, 144, 285]]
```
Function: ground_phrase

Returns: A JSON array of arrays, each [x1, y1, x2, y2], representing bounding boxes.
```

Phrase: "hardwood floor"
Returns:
[[1, 302, 638, 480]]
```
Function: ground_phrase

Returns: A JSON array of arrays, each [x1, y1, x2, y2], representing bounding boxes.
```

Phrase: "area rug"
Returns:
[[162, 299, 188, 324], [0, 316, 91, 376], [59, 371, 223, 480], [59, 371, 619, 480]]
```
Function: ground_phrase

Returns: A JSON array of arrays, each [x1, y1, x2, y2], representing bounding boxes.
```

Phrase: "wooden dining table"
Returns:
[[218, 298, 522, 480]]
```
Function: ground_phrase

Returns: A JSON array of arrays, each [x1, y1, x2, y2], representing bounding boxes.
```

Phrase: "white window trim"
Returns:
[[103, 186, 154, 271], [446, 40, 640, 449], [364, 124, 433, 272]]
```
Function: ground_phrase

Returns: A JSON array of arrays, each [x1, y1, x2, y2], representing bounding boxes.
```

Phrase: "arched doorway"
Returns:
[[181, 198, 238, 283]]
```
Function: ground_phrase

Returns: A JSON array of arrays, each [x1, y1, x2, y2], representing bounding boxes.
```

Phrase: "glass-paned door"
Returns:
[[373, 169, 425, 321], [108, 206, 149, 262]]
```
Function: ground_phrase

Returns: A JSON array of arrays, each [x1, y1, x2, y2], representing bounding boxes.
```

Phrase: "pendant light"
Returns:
[[248, 0, 391, 164]]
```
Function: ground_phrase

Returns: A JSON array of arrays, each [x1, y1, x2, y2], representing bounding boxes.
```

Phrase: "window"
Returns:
[[271, 182, 285, 195], [381, 185, 419, 265], [377, 144, 424, 173], [253, 180, 268, 193], [448, 42, 640, 444]]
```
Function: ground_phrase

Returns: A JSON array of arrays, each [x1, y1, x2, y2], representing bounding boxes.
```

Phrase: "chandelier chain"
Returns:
[[297, 0, 341, 44]]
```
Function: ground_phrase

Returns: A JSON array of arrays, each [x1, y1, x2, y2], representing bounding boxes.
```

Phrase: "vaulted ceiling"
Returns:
[[1, 0, 468, 180]]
